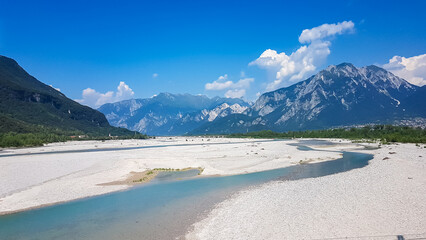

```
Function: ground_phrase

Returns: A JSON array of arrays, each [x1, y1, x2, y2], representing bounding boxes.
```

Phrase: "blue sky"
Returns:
[[1, 0, 425, 107]]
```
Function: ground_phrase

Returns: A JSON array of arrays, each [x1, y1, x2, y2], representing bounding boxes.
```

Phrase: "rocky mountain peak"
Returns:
[[98, 93, 249, 135], [190, 62, 424, 135], [359, 65, 413, 90], [323, 62, 360, 78]]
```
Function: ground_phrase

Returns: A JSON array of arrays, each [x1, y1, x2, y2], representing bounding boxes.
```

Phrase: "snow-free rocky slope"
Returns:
[[191, 63, 426, 134], [98, 93, 250, 135]]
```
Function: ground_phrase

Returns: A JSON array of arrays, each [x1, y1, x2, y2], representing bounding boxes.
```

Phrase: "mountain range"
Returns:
[[0, 55, 134, 136], [191, 63, 426, 134], [99, 63, 426, 135], [98, 93, 250, 135], [2, 54, 424, 138]]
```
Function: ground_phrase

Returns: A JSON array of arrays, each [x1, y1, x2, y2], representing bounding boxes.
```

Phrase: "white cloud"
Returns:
[[298, 21, 354, 44], [205, 74, 254, 98], [225, 89, 246, 98], [250, 21, 354, 91], [383, 54, 426, 86], [152, 73, 158, 78], [205, 75, 254, 91], [205, 74, 233, 90], [115, 81, 134, 99], [217, 74, 228, 81], [49, 85, 61, 92], [76, 81, 135, 108], [205, 80, 233, 90], [233, 78, 254, 89]]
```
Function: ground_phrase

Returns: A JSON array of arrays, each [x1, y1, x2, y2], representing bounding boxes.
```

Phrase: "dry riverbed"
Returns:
[[0, 137, 357, 215], [186, 143, 426, 240]]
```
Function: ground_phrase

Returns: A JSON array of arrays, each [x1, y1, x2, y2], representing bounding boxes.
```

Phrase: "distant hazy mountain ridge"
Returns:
[[98, 93, 250, 135]]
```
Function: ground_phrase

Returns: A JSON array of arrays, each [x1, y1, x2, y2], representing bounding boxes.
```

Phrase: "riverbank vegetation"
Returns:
[[0, 132, 149, 148], [227, 125, 426, 144], [0, 126, 148, 148]]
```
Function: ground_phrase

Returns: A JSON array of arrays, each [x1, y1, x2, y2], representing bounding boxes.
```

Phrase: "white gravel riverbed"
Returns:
[[186, 143, 426, 240]]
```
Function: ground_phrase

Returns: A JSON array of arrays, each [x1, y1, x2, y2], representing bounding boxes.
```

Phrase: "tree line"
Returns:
[[0, 131, 148, 148], [227, 125, 426, 144]]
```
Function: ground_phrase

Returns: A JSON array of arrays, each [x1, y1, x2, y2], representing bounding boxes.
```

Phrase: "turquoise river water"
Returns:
[[0, 140, 373, 240]]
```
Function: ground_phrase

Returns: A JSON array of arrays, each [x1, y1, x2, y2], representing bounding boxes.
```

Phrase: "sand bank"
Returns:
[[0, 137, 357, 215], [186, 143, 426, 240]]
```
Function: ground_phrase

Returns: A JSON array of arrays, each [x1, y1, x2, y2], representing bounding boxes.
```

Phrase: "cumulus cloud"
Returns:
[[225, 89, 246, 98], [383, 54, 426, 86], [152, 73, 158, 78], [76, 81, 134, 108], [250, 21, 354, 91], [205, 74, 233, 90], [205, 74, 254, 98], [298, 21, 354, 44]]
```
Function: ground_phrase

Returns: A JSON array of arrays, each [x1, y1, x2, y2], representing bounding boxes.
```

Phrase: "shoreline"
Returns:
[[0, 137, 365, 216], [0, 167, 208, 216], [100, 167, 204, 186], [0, 157, 352, 217], [186, 142, 426, 239]]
